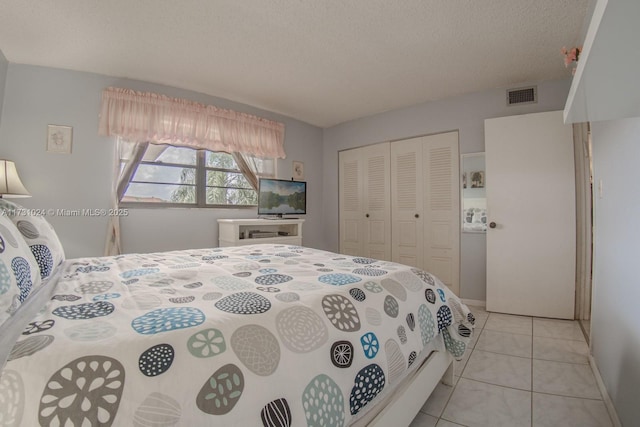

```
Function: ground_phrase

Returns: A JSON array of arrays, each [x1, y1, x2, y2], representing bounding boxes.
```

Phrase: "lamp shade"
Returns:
[[0, 160, 30, 198]]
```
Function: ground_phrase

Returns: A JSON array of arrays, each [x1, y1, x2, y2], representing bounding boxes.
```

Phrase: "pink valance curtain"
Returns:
[[98, 87, 286, 159]]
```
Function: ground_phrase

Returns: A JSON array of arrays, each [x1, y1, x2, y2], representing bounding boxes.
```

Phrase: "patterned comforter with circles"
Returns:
[[0, 244, 475, 426]]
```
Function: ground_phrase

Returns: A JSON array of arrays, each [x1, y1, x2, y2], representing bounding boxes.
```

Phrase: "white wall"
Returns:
[[590, 117, 640, 427], [322, 79, 571, 300], [0, 64, 323, 258], [0, 50, 7, 126]]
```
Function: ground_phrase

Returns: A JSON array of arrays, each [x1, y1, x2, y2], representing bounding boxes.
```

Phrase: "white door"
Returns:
[[339, 143, 391, 260], [339, 148, 364, 256], [485, 111, 575, 318], [363, 143, 391, 261], [422, 132, 460, 295], [391, 137, 424, 268]]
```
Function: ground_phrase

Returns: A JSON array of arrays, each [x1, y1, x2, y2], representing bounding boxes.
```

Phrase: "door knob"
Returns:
[[489, 222, 497, 229], [365, 213, 370, 218], [415, 214, 419, 218]]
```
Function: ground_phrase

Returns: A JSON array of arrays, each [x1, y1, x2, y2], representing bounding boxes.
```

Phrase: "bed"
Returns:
[[0, 204, 475, 426]]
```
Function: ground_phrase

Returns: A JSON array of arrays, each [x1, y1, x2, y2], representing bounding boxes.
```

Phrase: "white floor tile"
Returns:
[[467, 305, 488, 313], [533, 318, 585, 342], [409, 411, 438, 427], [471, 311, 488, 330], [532, 393, 613, 427], [580, 319, 591, 337], [533, 336, 589, 364], [533, 359, 601, 399], [436, 420, 466, 427], [441, 378, 531, 427], [453, 349, 472, 377], [462, 350, 531, 390], [420, 382, 454, 417], [476, 329, 532, 358], [467, 329, 479, 349], [430, 311, 606, 426], [484, 313, 532, 335]]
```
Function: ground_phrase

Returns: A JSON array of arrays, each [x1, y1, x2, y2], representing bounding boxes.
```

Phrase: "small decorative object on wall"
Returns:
[[292, 161, 304, 180], [462, 172, 467, 189], [470, 171, 484, 188], [561, 46, 582, 75], [47, 125, 73, 154]]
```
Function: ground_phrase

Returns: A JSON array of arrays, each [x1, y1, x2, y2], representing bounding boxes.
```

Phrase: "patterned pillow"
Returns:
[[0, 200, 65, 280], [0, 214, 42, 327]]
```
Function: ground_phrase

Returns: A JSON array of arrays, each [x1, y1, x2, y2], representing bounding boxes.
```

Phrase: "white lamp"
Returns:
[[0, 160, 31, 198]]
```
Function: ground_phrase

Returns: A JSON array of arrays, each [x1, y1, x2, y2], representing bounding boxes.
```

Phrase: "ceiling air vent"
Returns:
[[507, 86, 537, 106]]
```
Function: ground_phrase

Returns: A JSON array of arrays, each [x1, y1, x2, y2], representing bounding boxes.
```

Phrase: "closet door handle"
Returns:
[[365, 213, 370, 218]]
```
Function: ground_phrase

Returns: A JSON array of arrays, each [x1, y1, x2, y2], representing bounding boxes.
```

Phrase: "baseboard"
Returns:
[[461, 299, 486, 308], [589, 355, 622, 427]]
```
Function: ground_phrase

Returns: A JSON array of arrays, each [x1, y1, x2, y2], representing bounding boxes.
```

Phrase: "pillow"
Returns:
[[0, 214, 42, 327], [0, 200, 65, 280]]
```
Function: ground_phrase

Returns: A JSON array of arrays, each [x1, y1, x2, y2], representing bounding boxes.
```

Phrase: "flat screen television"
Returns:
[[258, 178, 306, 217]]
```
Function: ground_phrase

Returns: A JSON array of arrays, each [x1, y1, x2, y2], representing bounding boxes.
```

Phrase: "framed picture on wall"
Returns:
[[46, 125, 73, 154], [470, 170, 484, 188], [293, 161, 304, 180]]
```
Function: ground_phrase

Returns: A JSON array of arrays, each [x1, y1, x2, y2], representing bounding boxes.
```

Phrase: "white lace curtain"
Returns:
[[105, 140, 149, 256], [98, 87, 286, 159]]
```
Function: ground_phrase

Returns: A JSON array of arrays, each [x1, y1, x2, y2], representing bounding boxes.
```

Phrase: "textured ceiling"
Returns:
[[0, 0, 589, 127]]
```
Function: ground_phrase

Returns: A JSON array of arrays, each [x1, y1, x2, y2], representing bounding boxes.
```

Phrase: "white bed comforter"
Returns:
[[0, 244, 474, 426]]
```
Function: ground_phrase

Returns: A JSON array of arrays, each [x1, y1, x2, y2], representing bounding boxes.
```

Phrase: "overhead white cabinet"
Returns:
[[564, 0, 640, 124], [340, 132, 460, 295]]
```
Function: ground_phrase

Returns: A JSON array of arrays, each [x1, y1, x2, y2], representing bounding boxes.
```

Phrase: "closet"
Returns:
[[338, 142, 391, 261], [339, 131, 460, 295]]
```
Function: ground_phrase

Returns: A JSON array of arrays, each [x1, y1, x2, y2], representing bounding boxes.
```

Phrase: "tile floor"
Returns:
[[408, 306, 614, 427]]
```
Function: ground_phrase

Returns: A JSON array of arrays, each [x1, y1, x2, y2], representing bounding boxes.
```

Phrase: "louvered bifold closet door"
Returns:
[[391, 137, 424, 268], [422, 132, 460, 295], [339, 147, 365, 256], [362, 143, 391, 261]]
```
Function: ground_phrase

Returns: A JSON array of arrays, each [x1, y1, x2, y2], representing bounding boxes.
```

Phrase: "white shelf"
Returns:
[[217, 218, 304, 247], [564, 0, 640, 124]]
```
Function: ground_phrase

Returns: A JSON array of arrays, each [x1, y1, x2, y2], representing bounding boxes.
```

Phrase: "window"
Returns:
[[120, 145, 276, 207]]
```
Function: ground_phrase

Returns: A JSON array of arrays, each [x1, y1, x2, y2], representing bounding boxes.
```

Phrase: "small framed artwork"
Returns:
[[292, 161, 304, 180], [470, 170, 485, 188], [47, 125, 73, 154]]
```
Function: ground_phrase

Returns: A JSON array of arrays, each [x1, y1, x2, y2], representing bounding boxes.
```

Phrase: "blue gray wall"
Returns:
[[322, 79, 572, 301], [0, 57, 574, 303], [0, 49, 8, 127], [0, 64, 323, 258], [590, 117, 640, 427]]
